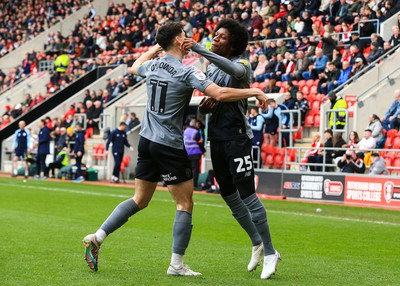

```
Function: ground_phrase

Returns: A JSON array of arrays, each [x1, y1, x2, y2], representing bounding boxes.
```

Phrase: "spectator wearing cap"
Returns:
[[328, 92, 347, 130], [350, 57, 366, 79], [369, 152, 388, 175], [382, 89, 400, 131], [366, 42, 384, 64]]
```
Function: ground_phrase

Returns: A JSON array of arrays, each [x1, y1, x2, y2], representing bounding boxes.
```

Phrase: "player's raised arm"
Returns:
[[130, 44, 163, 76], [182, 39, 246, 79], [204, 82, 268, 106]]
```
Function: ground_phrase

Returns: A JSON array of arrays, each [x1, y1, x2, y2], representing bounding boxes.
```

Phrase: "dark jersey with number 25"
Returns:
[[138, 54, 212, 150]]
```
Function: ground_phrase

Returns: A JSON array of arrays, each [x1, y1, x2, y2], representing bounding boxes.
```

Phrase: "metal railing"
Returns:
[[73, 113, 87, 130], [100, 113, 114, 131], [39, 60, 54, 72], [325, 108, 349, 140]]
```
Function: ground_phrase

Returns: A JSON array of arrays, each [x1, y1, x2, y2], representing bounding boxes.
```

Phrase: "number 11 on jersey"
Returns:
[[150, 79, 168, 113]]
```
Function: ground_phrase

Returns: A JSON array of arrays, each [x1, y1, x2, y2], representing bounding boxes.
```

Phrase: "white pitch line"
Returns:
[[1, 182, 400, 227]]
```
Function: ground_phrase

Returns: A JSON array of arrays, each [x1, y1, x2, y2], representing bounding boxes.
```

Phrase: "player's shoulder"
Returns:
[[233, 57, 251, 68], [184, 65, 207, 80]]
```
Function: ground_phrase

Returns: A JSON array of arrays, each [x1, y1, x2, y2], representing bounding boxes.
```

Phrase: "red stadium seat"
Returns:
[[298, 80, 306, 88], [384, 136, 393, 149], [392, 137, 400, 149], [301, 85, 310, 95], [309, 100, 321, 115], [387, 129, 397, 139], [259, 82, 268, 91], [264, 154, 274, 167], [273, 153, 283, 168], [310, 85, 318, 95], [313, 114, 321, 127], [304, 114, 314, 127], [306, 79, 314, 87]]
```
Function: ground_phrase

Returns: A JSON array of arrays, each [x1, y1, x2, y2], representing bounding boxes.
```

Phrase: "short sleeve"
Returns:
[[137, 60, 154, 78], [185, 67, 213, 92]]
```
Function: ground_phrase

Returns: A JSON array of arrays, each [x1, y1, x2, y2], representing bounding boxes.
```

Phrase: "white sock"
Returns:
[[25, 171, 28, 176], [95, 229, 107, 244], [13, 169, 17, 175], [170, 253, 184, 268]]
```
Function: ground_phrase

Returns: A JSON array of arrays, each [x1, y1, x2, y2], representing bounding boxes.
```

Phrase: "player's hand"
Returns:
[[129, 147, 134, 152], [181, 38, 196, 52], [199, 96, 217, 114], [150, 44, 163, 53], [77, 151, 82, 157], [255, 89, 268, 110]]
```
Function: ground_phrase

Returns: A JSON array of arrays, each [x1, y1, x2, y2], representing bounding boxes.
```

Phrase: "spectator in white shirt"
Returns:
[[355, 129, 376, 151]]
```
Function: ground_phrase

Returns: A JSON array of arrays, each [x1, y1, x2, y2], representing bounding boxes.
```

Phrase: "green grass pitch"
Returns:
[[0, 177, 399, 286]]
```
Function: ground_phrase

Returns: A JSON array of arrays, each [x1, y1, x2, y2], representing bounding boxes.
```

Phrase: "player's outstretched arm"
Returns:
[[130, 44, 163, 76], [182, 40, 246, 78], [204, 82, 267, 107]]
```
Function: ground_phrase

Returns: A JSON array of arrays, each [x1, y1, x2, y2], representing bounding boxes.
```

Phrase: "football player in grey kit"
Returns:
[[182, 19, 280, 279], [82, 22, 268, 276]]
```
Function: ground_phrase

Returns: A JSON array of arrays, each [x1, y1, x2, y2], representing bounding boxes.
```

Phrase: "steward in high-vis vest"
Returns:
[[328, 92, 347, 130], [45, 148, 69, 178], [54, 54, 70, 73], [184, 119, 206, 189]]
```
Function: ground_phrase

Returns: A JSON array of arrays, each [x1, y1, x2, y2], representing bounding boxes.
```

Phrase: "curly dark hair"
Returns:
[[213, 19, 249, 57], [156, 22, 183, 51]]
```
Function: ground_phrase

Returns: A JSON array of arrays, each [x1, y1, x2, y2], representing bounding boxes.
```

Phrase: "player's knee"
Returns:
[[176, 197, 193, 212], [250, 208, 267, 225]]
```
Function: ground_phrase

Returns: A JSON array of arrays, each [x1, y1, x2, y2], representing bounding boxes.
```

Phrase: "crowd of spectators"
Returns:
[[0, 0, 90, 58]]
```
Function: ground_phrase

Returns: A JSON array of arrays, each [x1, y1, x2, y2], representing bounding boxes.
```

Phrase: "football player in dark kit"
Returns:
[[82, 22, 268, 276], [182, 19, 280, 279], [106, 121, 134, 183]]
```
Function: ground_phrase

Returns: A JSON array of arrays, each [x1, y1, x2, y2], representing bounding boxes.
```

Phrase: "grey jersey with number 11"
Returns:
[[138, 54, 212, 150]]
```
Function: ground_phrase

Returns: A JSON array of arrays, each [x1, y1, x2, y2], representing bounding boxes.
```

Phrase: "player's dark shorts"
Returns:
[[14, 150, 27, 159], [210, 137, 255, 185], [135, 137, 193, 185]]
